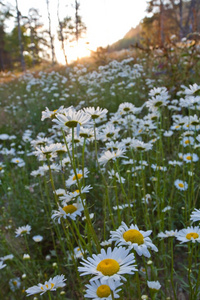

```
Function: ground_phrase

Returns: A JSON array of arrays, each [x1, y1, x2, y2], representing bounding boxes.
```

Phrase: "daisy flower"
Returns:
[[53, 107, 91, 128], [0, 261, 6, 269], [174, 179, 188, 191], [98, 124, 120, 141], [183, 153, 199, 163], [181, 136, 194, 147], [110, 222, 158, 258], [84, 279, 122, 299], [157, 230, 178, 239], [98, 149, 127, 165], [151, 164, 167, 171], [78, 247, 137, 285], [84, 106, 108, 120], [10, 157, 25, 167], [149, 86, 169, 98], [0, 254, 14, 261], [41, 105, 64, 121], [118, 102, 138, 115], [176, 226, 200, 243], [68, 246, 86, 260], [23, 254, 31, 260], [113, 204, 134, 211], [25, 274, 66, 296], [131, 140, 153, 151], [108, 170, 125, 183], [162, 206, 172, 212], [51, 198, 84, 223], [190, 209, 200, 223], [9, 277, 21, 291], [146, 95, 169, 112], [79, 127, 94, 139], [60, 185, 92, 203], [34, 145, 57, 161], [32, 235, 43, 242], [184, 83, 200, 95], [54, 188, 66, 197], [65, 168, 89, 187], [147, 280, 161, 291], [100, 239, 112, 247], [163, 130, 173, 137], [15, 225, 31, 237]]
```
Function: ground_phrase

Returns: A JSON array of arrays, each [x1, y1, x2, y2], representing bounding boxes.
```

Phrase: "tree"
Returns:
[[5, 24, 30, 67], [15, 0, 26, 71], [147, 0, 165, 45], [0, 1, 13, 70], [145, 0, 200, 45], [57, 0, 86, 62], [57, 0, 73, 65], [74, 0, 86, 45], [25, 8, 44, 66], [46, 0, 56, 64]]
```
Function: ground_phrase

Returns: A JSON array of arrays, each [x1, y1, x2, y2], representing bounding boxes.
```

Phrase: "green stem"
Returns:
[[47, 291, 52, 300], [110, 290, 115, 300], [188, 243, 194, 299], [170, 238, 177, 300], [47, 158, 58, 203], [72, 126, 100, 252]]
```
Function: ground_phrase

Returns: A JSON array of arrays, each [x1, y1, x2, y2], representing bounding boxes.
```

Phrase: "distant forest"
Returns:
[[110, 0, 200, 52], [0, 0, 200, 71], [0, 0, 86, 71]]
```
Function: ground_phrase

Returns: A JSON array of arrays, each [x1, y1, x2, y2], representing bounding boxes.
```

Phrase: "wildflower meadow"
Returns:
[[1, 41, 200, 300]]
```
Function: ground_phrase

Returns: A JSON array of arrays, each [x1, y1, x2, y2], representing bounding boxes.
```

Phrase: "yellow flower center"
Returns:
[[91, 114, 99, 119], [184, 140, 190, 144], [186, 232, 199, 240], [20, 230, 27, 234], [63, 205, 77, 214], [50, 283, 55, 289], [123, 229, 144, 245], [13, 281, 17, 286], [123, 107, 130, 111], [154, 101, 163, 107], [186, 156, 192, 160], [73, 189, 79, 194], [96, 285, 111, 298], [178, 183, 184, 188], [191, 121, 199, 125], [16, 160, 20, 163], [43, 283, 55, 290], [175, 125, 180, 129], [96, 259, 120, 276], [72, 174, 82, 181], [106, 133, 114, 138], [65, 120, 79, 128]]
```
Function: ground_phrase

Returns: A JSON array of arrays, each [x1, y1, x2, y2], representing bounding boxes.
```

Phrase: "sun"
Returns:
[[55, 39, 92, 65]]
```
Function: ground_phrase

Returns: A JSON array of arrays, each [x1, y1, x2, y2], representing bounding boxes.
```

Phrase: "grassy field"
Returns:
[[0, 41, 200, 300]]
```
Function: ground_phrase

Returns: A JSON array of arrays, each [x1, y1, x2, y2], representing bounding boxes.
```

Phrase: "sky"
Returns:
[[7, 0, 148, 63]]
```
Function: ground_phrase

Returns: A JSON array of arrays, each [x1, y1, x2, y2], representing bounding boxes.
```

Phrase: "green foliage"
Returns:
[[0, 42, 200, 299]]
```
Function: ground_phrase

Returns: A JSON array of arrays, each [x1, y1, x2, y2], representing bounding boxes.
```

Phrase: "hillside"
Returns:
[[109, 24, 141, 52]]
